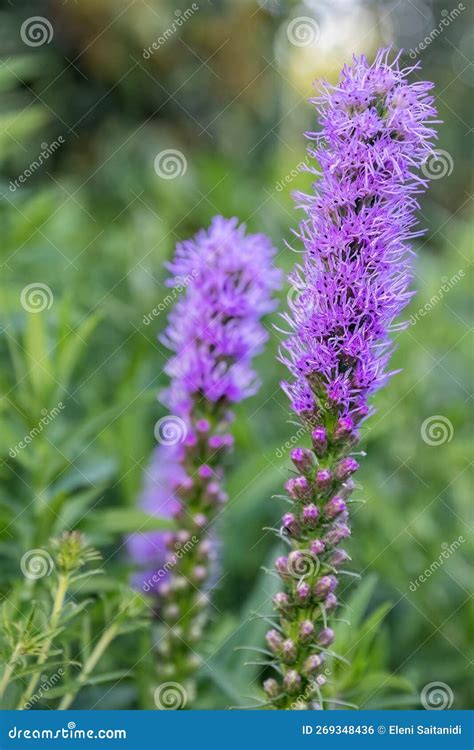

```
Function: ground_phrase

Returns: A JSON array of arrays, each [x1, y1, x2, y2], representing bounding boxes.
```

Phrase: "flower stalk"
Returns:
[[263, 49, 438, 709]]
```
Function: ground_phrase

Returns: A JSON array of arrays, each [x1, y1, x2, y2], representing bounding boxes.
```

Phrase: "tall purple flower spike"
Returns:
[[262, 50, 438, 710], [128, 216, 281, 701]]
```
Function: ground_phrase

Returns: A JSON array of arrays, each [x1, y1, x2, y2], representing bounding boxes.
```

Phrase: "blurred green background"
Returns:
[[0, 0, 472, 710]]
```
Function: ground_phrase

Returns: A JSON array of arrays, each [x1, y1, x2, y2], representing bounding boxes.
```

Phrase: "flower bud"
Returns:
[[303, 654, 323, 675], [282, 512, 300, 537], [324, 523, 351, 546], [298, 620, 315, 643], [309, 538, 325, 556], [324, 592, 338, 611], [335, 457, 359, 481], [198, 464, 214, 480], [311, 427, 328, 457], [290, 447, 315, 475], [285, 476, 311, 501], [295, 582, 312, 605], [302, 503, 319, 528], [275, 556, 289, 577], [283, 669, 302, 695], [263, 678, 280, 699], [314, 575, 338, 598], [316, 469, 333, 490], [273, 591, 290, 612], [192, 565, 207, 583], [193, 513, 207, 528], [281, 638, 297, 664], [334, 416, 354, 440], [265, 629, 283, 653], [328, 548, 350, 567], [177, 530, 191, 545], [318, 627, 335, 647], [195, 419, 211, 434], [325, 495, 347, 518]]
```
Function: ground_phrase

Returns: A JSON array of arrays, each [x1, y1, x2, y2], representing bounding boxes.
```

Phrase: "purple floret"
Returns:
[[281, 49, 438, 418]]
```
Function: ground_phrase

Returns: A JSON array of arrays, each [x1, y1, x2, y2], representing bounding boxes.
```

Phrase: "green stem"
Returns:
[[0, 644, 22, 702], [58, 622, 119, 710], [18, 573, 69, 710]]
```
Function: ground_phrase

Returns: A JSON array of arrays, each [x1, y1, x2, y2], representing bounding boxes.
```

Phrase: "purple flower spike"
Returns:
[[128, 217, 280, 702], [264, 49, 438, 709]]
